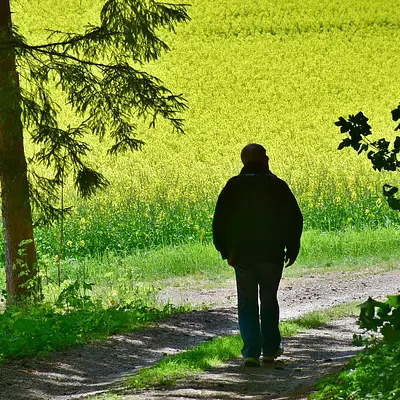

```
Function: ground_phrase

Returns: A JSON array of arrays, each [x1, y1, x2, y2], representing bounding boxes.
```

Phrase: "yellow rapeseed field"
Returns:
[[11, 0, 400, 208]]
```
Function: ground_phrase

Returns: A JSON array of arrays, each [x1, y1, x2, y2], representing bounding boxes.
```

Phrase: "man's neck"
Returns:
[[240, 162, 271, 175]]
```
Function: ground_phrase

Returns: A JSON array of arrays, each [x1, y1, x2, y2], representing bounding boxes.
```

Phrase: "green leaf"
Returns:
[[335, 116, 351, 133], [338, 138, 351, 150], [357, 143, 368, 154], [387, 197, 400, 211], [391, 104, 400, 122], [13, 318, 38, 334], [380, 323, 400, 344], [83, 282, 94, 291], [383, 184, 399, 197], [353, 111, 369, 126], [358, 297, 384, 330], [387, 295, 400, 308]]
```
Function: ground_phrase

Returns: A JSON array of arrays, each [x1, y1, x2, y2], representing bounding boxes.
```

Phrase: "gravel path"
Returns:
[[0, 268, 399, 400]]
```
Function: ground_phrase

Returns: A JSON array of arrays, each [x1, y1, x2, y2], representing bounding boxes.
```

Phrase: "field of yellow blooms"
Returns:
[[9, 0, 400, 258]]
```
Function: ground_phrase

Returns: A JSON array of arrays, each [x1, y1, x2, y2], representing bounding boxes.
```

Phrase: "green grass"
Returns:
[[3, 226, 395, 365], [9, 193, 400, 264], [2, 227, 400, 302], [0, 289, 190, 362], [298, 228, 400, 271]]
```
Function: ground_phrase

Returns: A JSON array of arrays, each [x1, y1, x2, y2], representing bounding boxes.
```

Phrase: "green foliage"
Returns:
[[336, 105, 400, 211], [358, 295, 400, 345], [14, 239, 43, 302], [3, 227, 400, 298], [311, 297, 400, 399], [32, 198, 213, 259], [0, 280, 189, 362], [5, 193, 398, 264], [324, 97, 400, 397], [55, 280, 95, 309], [311, 342, 400, 400]]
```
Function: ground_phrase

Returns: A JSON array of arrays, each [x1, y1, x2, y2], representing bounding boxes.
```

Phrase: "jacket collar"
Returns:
[[240, 162, 272, 175]]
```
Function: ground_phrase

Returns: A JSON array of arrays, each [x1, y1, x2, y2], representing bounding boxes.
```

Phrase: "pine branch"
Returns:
[[4, 0, 190, 225], [3, 0, 190, 65]]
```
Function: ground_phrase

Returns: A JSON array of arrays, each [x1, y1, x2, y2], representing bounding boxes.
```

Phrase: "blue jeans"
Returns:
[[234, 261, 284, 359]]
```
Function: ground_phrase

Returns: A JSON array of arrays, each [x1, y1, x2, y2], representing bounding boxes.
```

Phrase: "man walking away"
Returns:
[[212, 143, 303, 367]]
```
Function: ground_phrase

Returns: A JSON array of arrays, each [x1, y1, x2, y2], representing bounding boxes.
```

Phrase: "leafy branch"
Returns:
[[358, 295, 400, 345], [1, 0, 190, 225], [335, 104, 400, 210]]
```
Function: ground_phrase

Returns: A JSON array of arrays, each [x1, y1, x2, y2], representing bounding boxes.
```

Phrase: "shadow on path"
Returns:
[[0, 308, 238, 400], [125, 318, 361, 400]]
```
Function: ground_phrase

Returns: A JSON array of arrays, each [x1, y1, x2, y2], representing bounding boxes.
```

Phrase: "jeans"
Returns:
[[234, 261, 284, 359]]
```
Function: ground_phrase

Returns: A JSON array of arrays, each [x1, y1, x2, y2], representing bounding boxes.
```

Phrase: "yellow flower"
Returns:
[[67, 240, 73, 247], [79, 240, 85, 247], [80, 217, 87, 230]]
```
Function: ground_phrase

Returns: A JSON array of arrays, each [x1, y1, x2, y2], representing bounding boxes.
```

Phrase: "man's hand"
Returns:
[[284, 254, 296, 268], [227, 256, 234, 267]]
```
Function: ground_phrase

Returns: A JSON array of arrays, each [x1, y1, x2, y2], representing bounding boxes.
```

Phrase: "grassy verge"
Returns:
[[3, 197, 400, 264], [2, 227, 398, 309], [96, 302, 357, 394], [0, 296, 190, 362], [298, 228, 400, 272], [9, 227, 399, 302], [55, 227, 400, 284]]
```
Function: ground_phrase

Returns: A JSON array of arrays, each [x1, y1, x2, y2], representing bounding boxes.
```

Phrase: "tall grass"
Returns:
[[4, 190, 399, 264], [2, 227, 399, 303]]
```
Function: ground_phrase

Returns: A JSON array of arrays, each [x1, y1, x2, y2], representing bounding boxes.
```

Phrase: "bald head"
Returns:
[[241, 143, 269, 165]]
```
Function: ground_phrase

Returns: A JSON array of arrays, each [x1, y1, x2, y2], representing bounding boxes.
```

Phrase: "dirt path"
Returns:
[[0, 268, 399, 400], [122, 317, 361, 400]]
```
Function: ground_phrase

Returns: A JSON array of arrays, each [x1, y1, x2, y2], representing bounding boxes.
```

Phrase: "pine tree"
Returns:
[[0, 0, 190, 302]]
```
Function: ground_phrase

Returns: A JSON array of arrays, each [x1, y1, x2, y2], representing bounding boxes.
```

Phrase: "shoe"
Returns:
[[242, 357, 261, 367], [262, 343, 284, 363]]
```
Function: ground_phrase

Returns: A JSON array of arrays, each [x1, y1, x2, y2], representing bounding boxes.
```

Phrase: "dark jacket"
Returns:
[[212, 163, 303, 264]]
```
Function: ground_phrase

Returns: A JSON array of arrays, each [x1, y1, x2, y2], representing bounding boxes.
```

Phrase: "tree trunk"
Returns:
[[0, 0, 39, 302]]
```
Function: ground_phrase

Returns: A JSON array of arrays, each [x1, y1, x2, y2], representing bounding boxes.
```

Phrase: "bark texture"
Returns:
[[0, 0, 38, 301]]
